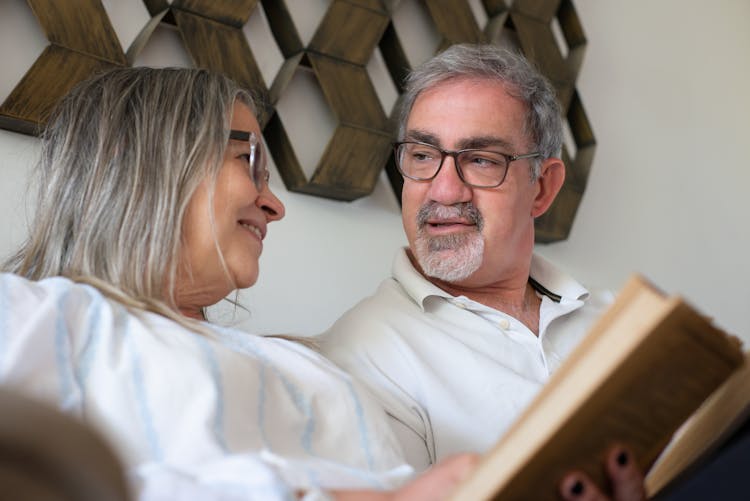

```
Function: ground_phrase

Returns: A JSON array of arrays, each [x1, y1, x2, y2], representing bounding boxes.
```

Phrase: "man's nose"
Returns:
[[426, 156, 472, 205]]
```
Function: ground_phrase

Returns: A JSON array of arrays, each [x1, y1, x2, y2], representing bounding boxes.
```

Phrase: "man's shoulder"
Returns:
[[320, 276, 415, 344]]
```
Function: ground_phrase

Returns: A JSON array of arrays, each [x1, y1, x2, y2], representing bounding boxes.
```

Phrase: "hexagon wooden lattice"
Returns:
[[0, 0, 596, 242]]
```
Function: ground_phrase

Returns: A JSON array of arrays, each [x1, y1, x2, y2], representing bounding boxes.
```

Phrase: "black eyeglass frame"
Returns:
[[392, 140, 542, 188], [229, 129, 270, 191]]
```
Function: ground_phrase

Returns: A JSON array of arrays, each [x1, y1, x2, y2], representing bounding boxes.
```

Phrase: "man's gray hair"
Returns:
[[396, 43, 564, 179]]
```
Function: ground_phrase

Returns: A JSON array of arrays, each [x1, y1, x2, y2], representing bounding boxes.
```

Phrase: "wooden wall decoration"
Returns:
[[0, 0, 594, 243]]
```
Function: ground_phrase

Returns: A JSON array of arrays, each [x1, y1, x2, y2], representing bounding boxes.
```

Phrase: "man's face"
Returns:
[[401, 78, 547, 288]]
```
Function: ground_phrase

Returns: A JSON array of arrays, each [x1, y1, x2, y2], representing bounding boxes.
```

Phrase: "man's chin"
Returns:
[[411, 230, 483, 282], [417, 250, 481, 283]]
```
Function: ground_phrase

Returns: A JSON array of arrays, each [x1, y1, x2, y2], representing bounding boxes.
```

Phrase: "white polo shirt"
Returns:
[[320, 248, 613, 471]]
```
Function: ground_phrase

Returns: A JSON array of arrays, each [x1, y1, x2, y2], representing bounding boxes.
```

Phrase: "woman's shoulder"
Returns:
[[1, 272, 81, 295], [0, 272, 106, 320], [0, 272, 346, 384], [0, 273, 187, 355], [207, 323, 337, 370]]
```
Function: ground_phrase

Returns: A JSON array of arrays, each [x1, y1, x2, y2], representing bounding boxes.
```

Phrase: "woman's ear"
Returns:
[[531, 158, 565, 218]]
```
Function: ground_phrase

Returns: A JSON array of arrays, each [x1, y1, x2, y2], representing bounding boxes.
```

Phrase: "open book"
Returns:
[[645, 349, 750, 497], [448, 275, 745, 501]]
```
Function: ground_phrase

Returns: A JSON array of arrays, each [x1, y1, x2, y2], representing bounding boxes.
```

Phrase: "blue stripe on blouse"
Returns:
[[212, 327, 316, 456], [123, 311, 164, 461], [344, 378, 375, 470], [74, 288, 105, 413], [194, 334, 229, 453], [54, 284, 81, 412]]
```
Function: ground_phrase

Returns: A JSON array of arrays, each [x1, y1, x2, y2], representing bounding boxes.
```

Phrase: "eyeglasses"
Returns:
[[393, 141, 541, 188], [229, 130, 270, 191]]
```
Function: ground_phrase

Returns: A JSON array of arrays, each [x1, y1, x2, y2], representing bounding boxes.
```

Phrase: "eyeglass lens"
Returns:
[[396, 142, 509, 187], [229, 130, 270, 191]]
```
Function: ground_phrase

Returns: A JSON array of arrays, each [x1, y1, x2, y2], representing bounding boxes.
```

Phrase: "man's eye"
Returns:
[[411, 151, 434, 161], [465, 154, 502, 167]]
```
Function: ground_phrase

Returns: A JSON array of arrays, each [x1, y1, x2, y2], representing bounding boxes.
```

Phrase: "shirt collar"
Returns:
[[392, 248, 452, 311], [529, 253, 590, 302], [392, 248, 590, 311]]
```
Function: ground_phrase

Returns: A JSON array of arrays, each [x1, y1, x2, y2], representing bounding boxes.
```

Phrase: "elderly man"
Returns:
[[320, 44, 613, 472]]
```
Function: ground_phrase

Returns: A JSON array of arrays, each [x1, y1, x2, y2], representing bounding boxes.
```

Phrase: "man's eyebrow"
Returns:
[[456, 136, 515, 152], [404, 129, 516, 152], [404, 130, 440, 146], [229, 129, 251, 141]]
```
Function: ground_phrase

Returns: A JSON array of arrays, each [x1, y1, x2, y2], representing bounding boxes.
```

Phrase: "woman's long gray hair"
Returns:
[[396, 43, 564, 180], [3, 67, 254, 324]]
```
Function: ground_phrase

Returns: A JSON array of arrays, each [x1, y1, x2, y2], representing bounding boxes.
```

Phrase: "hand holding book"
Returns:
[[558, 444, 646, 501]]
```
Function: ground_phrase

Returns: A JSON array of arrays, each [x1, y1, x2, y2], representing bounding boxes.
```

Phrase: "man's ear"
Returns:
[[531, 158, 565, 218]]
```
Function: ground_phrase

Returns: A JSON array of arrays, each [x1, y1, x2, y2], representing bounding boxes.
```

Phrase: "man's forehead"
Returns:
[[416, 76, 517, 101], [406, 79, 528, 150], [409, 78, 525, 122]]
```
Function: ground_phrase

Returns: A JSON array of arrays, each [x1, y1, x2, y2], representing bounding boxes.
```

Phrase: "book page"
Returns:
[[646, 350, 750, 496]]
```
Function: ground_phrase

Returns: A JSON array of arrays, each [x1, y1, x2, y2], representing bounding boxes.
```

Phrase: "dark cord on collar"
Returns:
[[529, 277, 562, 303]]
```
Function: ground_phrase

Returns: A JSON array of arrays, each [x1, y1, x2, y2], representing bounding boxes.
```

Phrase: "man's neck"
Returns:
[[406, 249, 542, 335], [436, 278, 542, 335]]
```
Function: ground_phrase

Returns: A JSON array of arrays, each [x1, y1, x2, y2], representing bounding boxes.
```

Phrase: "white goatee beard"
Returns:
[[413, 202, 485, 283]]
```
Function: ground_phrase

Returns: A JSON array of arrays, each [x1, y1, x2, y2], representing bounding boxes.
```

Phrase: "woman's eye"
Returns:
[[238, 153, 252, 164]]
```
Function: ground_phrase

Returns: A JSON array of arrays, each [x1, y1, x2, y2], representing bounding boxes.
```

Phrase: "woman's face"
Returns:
[[176, 101, 285, 319]]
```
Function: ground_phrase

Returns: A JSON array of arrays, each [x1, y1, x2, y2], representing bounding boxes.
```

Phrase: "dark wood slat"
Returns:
[[264, 111, 308, 191], [0, 45, 118, 136], [308, 53, 387, 129], [564, 90, 596, 190], [482, 0, 510, 17], [510, 12, 575, 87], [557, 0, 587, 76], [306, 126, 392, 200], [378, 22, 411, 95], [26, 0, 126, 64], [309, 0, 389, 66], [342, 0, 387, 11], [261, 0, 303, 58], [142, 0, 169, 17], [512, 0, 562, 22], [173, 9, 270, 124], [172, 0, 259, 28], [535, 181, 583, 242], [424, 0, 485, 45]]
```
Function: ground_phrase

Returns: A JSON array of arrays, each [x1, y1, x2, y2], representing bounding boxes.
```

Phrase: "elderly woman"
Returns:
[[0, 67, 476, 500]]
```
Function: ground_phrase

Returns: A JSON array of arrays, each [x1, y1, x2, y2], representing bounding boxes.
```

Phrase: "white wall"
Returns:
[[1, 0, 748, 343], [537, 0, 750, 343]]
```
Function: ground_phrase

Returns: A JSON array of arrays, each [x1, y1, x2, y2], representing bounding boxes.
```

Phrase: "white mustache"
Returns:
[[416, 202, 484, 231]]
